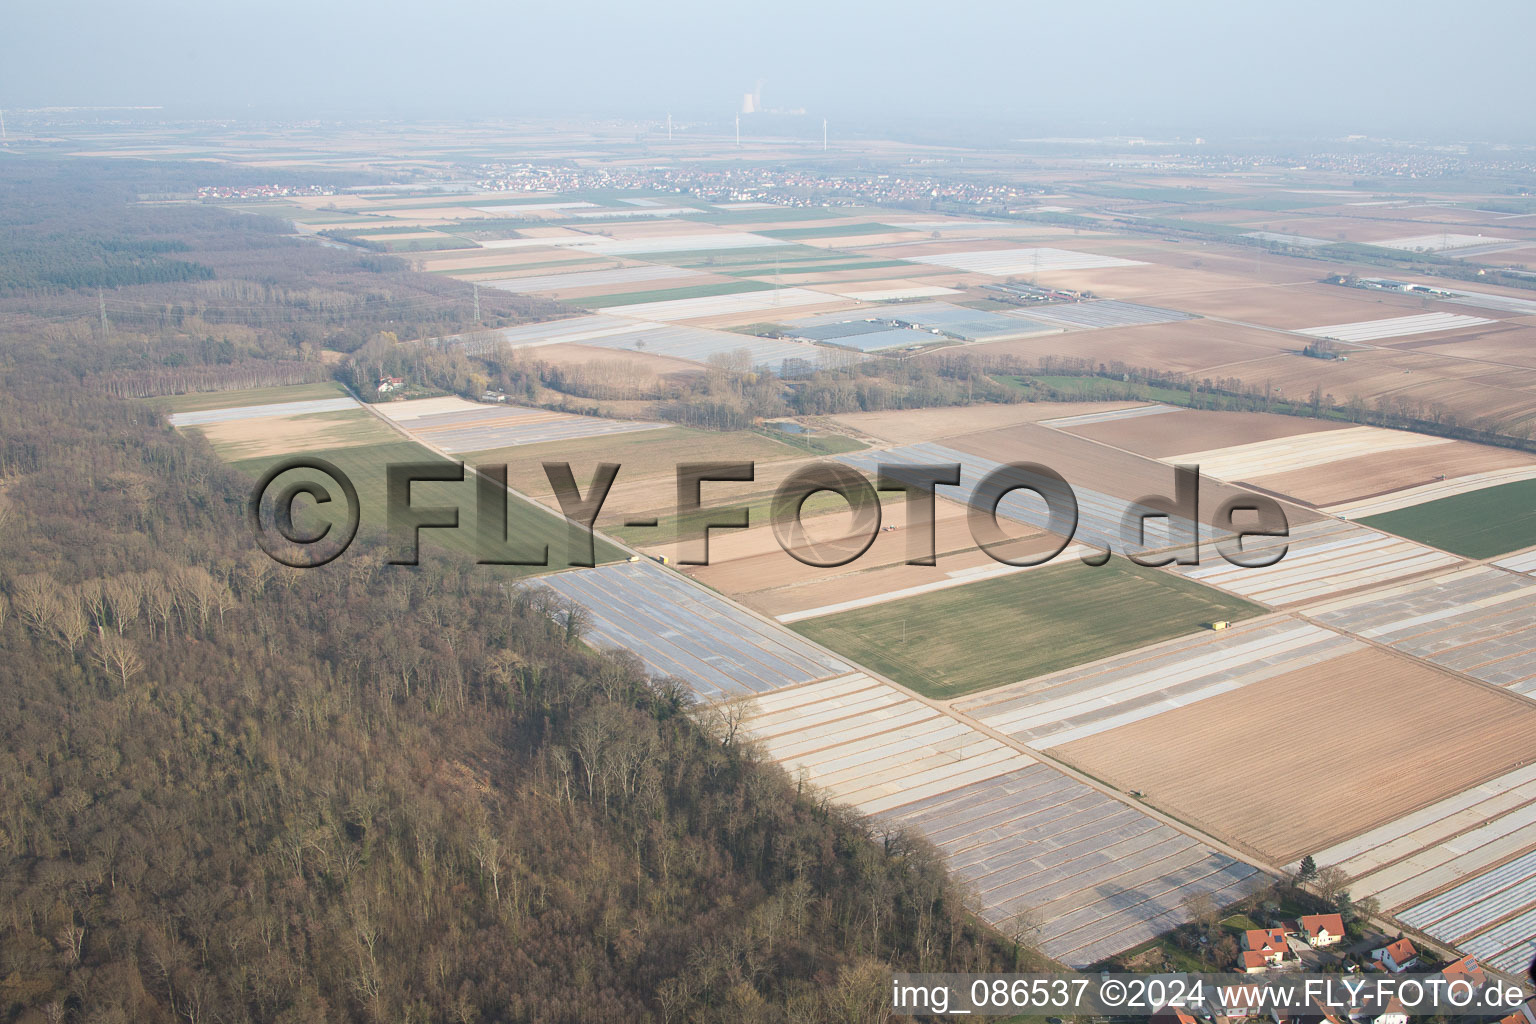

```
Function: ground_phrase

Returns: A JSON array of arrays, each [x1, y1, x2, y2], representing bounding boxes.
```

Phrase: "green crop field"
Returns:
[[234, 439, 624, 574], [1360, 479, 1536, 559], [793, 559, 1262, 700]]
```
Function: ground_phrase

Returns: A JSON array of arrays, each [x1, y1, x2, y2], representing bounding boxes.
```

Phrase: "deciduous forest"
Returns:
[[0, 157, 1015, 1024]]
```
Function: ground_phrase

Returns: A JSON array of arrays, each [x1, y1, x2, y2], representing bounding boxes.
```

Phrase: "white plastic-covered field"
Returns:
[[168, 396, 358, 426], [1326, 467, 1536, 517], [539, 561, 850, 701], [1442, 288, 1536, 316], [374, 397, 665, 454], [463, 314, 833, 371], [1167, 425, 1451, 481], [956, 619, 1359, 749], [740, 673, 1032, 815], [1377, 234, 1514, 252], [1309, 566, 1536, 694], [1039, 405, 1180, 429], [902, 247, 1145, 276], [483, 265, 704, 293], [600, 287, 839, 321], [1304, 763, 1536, 976], [1172, 520, 1459, 607], [1295, 312, 1496, 344], [1018, 300, 1197, 331], [738, 676, 1264, 967], [1496, 550, 1536, 576]]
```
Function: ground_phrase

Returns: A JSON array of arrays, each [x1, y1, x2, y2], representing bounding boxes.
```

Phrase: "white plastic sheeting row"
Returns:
[[738, 676, 1263, 968]]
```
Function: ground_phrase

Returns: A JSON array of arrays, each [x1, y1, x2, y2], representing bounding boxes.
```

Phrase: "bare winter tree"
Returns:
[[93, 633, 144, 692]]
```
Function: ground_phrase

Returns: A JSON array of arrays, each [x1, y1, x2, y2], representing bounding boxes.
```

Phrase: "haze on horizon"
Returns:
[[5, 0, 1535, 144]]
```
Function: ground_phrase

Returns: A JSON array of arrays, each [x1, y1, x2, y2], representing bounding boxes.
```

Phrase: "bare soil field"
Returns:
[[1377, 320, 1532, 351], [670, 495, 1041, 595], [1100, 239, 1326, 283], [1465, 246, 1536, 266], [194, 408, 398, 459], [520, 342, 700, 380], [462, 427, 806, 504], [1026, 263, 1278, 304], [1379, 380, 1536, 432], [961, 318, 1297, 374], [1054, 648, 1536, 864], [1162, 282, 1434, 327], [1061, 409, 1352, 457], [691, 492, 978, 562], [828, 402, 1150, 445], [1227, 217, 1420, 244], [945, 423, 1325, 528], [1197, 348, 1516, 405], [1250, 442, 1536, 507], [580, 452, 859, 527], [863, 238, 1031, 259], [1400, 326, 1536, 370], [726, 537, 1079, 619]]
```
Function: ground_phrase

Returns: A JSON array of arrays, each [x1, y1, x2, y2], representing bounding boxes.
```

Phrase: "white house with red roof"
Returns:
[[1298, 913, 1345, 948], [1370, 938, 1418, 973], [1240, 926, 1293, 971]]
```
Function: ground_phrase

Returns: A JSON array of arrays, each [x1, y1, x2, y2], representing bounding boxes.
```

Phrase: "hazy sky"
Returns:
[[6, 0, 1534, 142]]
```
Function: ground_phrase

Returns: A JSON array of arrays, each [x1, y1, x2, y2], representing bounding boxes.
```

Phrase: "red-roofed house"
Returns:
[[1240, 927, 1292, 971], [1151, 1005, 1200, 1024], [1441, 954, 1487, 991], [1371, 938, 1418, 973], [1498, 1000, 1536, 1024], [1239, 950, 1273, 973], [1298, 914, 1345, 947]]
